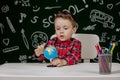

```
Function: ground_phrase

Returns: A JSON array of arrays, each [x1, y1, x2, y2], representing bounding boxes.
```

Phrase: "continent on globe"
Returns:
[[44, 46, 58, 60]]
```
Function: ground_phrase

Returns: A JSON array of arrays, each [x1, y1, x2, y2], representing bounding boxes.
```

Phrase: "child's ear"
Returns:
[[72, 27, 77, 34]]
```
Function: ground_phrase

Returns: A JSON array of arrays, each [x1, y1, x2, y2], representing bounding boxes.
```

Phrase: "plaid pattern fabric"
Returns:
[[37, 37, 81, 65]]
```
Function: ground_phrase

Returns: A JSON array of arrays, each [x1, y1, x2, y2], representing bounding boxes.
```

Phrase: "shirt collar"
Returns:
[[56, 37, 72, 45]]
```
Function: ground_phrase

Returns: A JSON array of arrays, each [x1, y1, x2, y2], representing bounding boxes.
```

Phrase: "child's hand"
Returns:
[[34, 43, 46, 57], [51, 58, 67, 67]]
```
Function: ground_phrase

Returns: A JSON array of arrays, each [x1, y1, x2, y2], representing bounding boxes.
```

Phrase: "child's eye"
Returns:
[[64, 27, 68, 30], [56, 28, 60, 30]]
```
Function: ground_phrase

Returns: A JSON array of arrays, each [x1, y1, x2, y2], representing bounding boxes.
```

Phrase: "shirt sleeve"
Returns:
[[33, 52, 46, 61], [64, 40, 81, 65]]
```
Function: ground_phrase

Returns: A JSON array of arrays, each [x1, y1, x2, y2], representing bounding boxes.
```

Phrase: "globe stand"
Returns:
[[47, 58, 57, 67], [47, 64, 57, 67], [44, 46, 58, 67]]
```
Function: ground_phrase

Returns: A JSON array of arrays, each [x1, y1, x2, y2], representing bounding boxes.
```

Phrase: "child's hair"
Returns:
[[54, 11, 76, 28]]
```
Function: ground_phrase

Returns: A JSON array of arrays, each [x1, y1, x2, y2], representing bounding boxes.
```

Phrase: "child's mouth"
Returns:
[[60, 35, 64, 38]]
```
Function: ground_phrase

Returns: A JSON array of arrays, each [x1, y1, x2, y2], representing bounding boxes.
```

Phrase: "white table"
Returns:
[[0, 63, 120, 80]]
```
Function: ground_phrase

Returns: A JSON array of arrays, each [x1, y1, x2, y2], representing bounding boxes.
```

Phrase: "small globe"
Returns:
[[44, 46, 58, 60]]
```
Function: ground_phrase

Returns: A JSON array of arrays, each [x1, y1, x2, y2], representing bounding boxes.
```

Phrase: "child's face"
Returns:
[[54, 18, 76, 41]]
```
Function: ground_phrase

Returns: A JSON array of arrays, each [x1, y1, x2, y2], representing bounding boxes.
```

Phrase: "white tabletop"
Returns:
[[0, 63, 120, 80]]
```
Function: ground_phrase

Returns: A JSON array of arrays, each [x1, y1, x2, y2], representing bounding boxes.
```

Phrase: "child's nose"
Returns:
[[60, 29, 64, 33]]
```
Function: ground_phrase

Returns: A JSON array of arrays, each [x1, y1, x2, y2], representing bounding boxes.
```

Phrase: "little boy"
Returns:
[[34, 11, 81, 67]]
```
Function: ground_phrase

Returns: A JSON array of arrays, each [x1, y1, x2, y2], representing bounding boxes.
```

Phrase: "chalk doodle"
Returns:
[[118, 12, 120, 17], [115, 2, 120, 6], [111, 35, 116, 41], [117, 52, 120, 62], [1, 4, 9, 13], [19, 55, 27, 63], [45, 6, 61, 10], [82, 0, 89, 8], [43, 4, 87, 28], [31, 16, 39, 24], [3, 46, 20, 53], [19, 13, 27, 23], [100, 32, 107, 43], [6, 16, 16, 33], [90, 9, 115, 29], [21, 28, 29, 50], [93, 0, 104, 5], [0, 23, 4, 34], [107, 4, 113, 10], [83, 24, 96, 31], [33, 5, 40, 12], [116, 28, 120, 32], [43, 15, 54, 28], [3, 38, 9, 46], [56, 0, 58, 3], [31, 31, 48, 48], [63, 5, 86, 15], [14, 0, 30, 7]]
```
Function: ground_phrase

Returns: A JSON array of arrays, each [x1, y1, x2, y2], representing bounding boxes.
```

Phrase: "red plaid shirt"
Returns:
[[36, 37, 81, 65]]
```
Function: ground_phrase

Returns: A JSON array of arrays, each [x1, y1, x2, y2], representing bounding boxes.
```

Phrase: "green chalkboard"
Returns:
[[0, 0, 120, 63]]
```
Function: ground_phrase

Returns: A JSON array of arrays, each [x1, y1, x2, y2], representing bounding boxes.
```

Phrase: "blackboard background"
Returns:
[[0, 0, 120, 63]]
